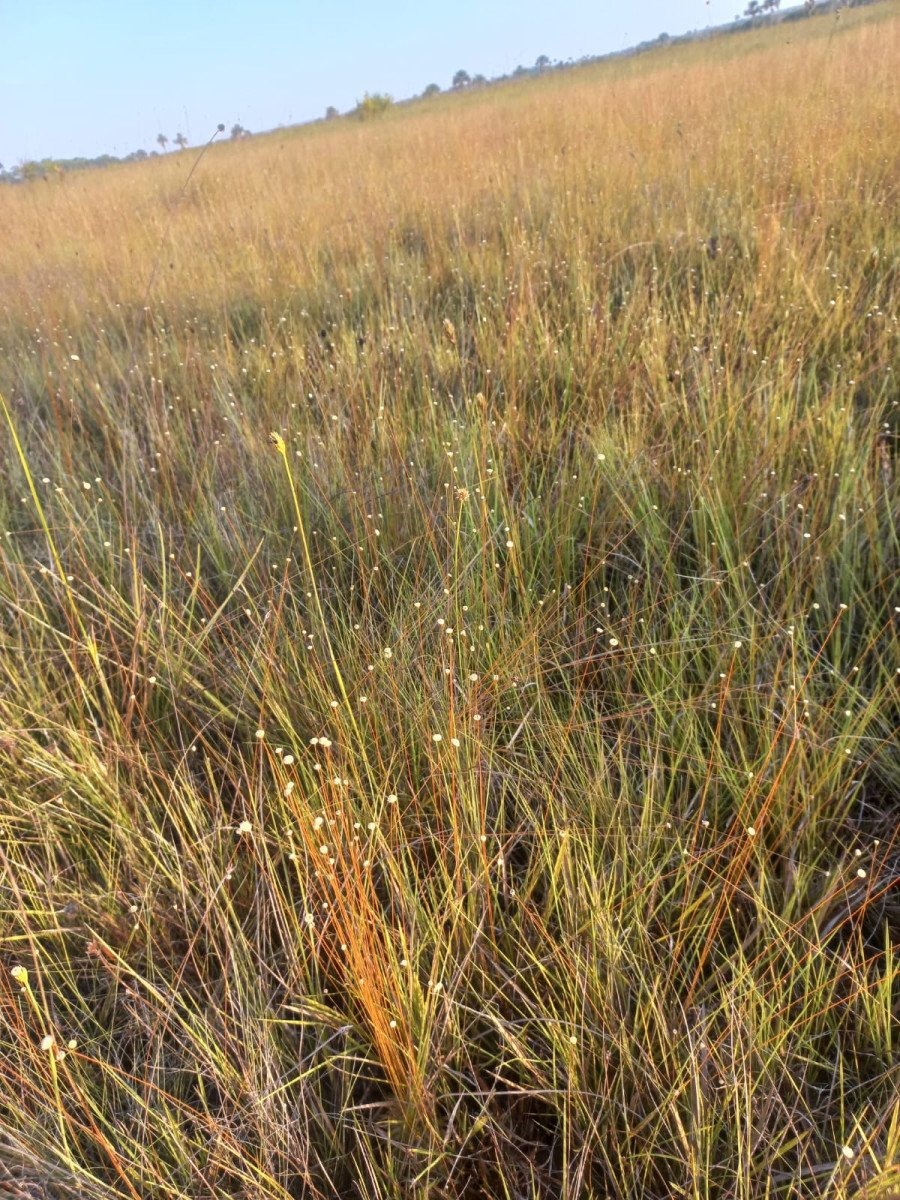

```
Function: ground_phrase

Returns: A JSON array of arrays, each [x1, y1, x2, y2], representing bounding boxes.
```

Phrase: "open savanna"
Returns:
[[0, 4, 898, 1198]]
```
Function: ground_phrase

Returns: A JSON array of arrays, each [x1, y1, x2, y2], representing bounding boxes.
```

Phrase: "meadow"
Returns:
[[0, 4, 898, 1197]]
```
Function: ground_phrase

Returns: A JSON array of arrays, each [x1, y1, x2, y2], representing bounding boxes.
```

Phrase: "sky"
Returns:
[[1, 0, 757, 166]]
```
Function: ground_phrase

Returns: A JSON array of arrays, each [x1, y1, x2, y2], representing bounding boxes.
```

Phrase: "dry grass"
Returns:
[[0, 4, 898, 1198]]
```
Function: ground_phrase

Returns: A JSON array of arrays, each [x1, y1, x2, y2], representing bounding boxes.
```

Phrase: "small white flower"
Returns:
[[255, 729, 265, 740], [383, 647, 393, 659], [432, 733, 443, 743], [40, 1034, 55, 1052], [238, 820, 252, 834]]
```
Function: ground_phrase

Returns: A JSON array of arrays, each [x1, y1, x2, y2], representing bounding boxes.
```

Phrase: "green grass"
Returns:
[[0, 4, 898, 1197]]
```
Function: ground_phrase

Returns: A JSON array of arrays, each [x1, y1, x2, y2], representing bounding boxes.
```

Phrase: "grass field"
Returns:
[[0, 4, 898, 1197]]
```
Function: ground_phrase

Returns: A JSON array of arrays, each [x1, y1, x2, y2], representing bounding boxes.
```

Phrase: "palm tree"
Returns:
[[156, 133, 169, 152], [174, 132, 188, 150]]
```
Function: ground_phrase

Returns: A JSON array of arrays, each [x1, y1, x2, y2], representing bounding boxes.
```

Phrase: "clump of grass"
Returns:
[[0, 5, 898, 1198]]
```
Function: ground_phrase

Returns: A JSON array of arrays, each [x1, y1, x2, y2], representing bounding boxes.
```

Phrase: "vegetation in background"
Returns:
[[0, 3, 897, 1197], [353, 93, 394, 120], [2, 0, 882, 184]]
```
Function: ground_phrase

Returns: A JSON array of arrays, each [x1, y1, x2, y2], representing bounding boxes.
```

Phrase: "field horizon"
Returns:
[[1, 4, 898, 1198]]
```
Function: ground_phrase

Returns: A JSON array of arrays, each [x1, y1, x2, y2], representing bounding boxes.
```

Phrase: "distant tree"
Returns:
[[535, 54, 551, 71], [156, 133, 169, 152], [452, 69, 471, 89], [231, 123, 250, 139], [174, 132, 188, 150], [512, 64, 529, 77], [353, 92, 393, 119], [422, 83, 441, 97], [472, 73, 487, 86], [325, 105, 340, 120], [743, 0, 779, 17]]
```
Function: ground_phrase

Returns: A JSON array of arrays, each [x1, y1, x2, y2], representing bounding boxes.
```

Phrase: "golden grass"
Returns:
[[2, 3, 896, 321]]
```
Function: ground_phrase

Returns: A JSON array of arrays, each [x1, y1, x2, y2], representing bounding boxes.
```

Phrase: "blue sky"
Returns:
[[1, 0, 757, 165]]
